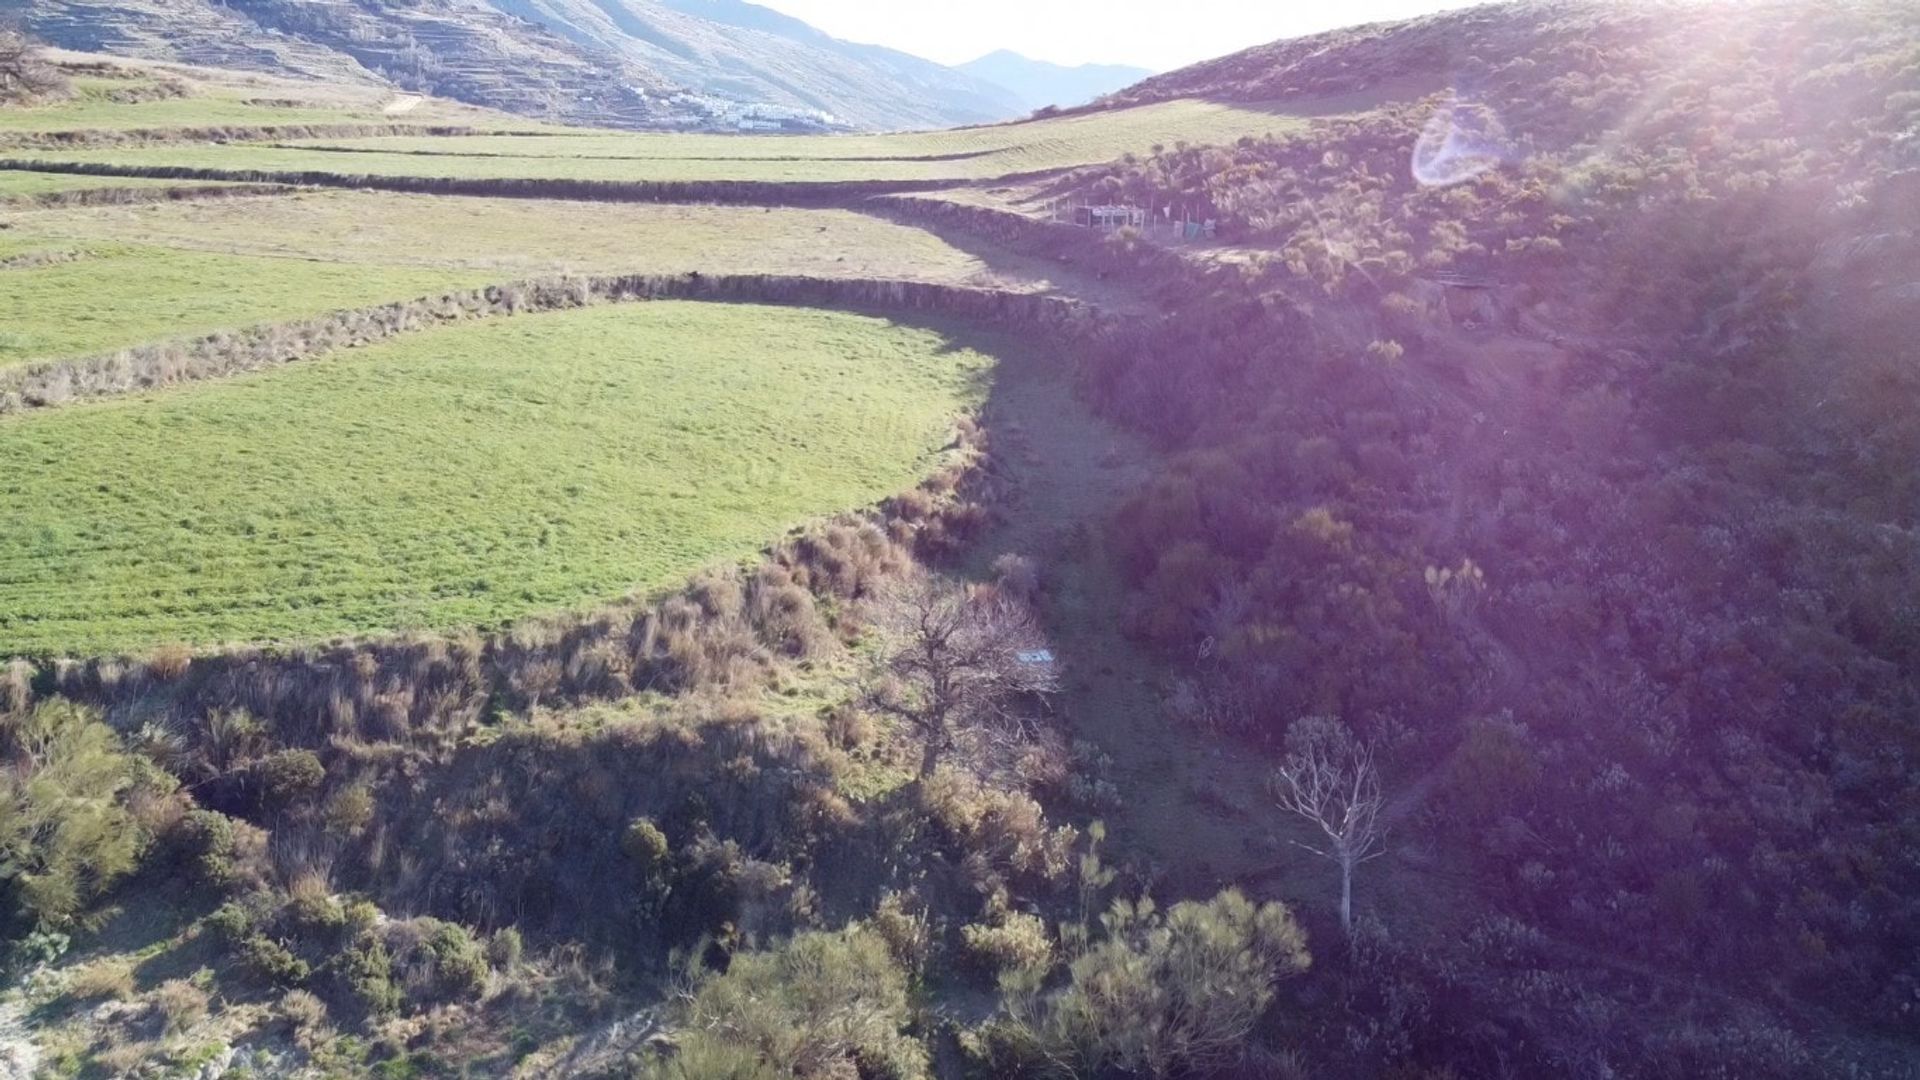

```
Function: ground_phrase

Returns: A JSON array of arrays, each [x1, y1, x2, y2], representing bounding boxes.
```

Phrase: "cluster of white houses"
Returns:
[[630, 88, 843, 132]]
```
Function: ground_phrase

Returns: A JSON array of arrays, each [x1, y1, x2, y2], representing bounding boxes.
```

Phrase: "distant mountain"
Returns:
[[490, 0, 1026, 129], [957, 50, 1153, 112], [6, 0, 1028, 131]]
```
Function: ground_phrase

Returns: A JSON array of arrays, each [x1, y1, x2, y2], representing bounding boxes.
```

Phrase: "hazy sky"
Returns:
[[754, 0, 1487, 71]]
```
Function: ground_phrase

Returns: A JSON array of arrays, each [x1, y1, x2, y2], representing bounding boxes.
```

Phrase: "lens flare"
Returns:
[[1413, 94, 1512, 187]]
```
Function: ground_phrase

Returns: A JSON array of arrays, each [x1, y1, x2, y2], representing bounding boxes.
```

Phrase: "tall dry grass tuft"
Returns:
[[147, 643, 192, 681], [0, 658, 32, 718]]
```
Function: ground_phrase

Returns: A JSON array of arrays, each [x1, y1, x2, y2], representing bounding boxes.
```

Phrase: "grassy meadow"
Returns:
[[0, 79, 377, 133], [5, 97, 1317, 183], [0, 168, 241, 199], [5, 190, 1055, 285], [0, 242, 489, 367], [0, 66, 540, 134], [0, 301, 993, 654]]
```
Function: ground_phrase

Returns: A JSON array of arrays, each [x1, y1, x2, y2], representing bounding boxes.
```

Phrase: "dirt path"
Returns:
[[960, 345, 1326, 903]]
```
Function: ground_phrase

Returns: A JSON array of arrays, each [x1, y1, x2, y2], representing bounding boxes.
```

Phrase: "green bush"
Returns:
[[418, 919, 490, 1002], [240, 933, 312, 988], [255, 748, 325, 810], [961, 912, 1054, 977], [173, 809, 244, 891], [632, 926, 928, 1080], [286, 890, 348, 935], [331, 934, 402, 1018], [987, 890, 1310, 1078], [622, 816, 671, 875], [0, 700, 152, 927], [205, 900, 256, 941], [323, 782, 377, 837], [487, 927, 524, 973]]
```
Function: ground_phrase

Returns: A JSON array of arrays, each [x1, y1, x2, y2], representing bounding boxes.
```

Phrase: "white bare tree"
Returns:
[[865, 573, 1058, 779], [1269, 716, 1385, 935]]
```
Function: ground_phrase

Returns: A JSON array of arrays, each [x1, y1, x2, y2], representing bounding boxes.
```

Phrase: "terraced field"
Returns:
[[6, 97, 1319, 184], [0, 67, 537, 133], [0, 54, 1153, 657], [0, 242, 489, 366], [0, 168, 239, 199], [0, 302, 995, 654], [6, 190, 1062, 286]]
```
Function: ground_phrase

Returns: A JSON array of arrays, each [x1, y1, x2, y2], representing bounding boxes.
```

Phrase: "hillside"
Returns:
[[957, 50, 1153, 112], [1029, 0, 1920, 1073], [3, 0, 1025, 130]]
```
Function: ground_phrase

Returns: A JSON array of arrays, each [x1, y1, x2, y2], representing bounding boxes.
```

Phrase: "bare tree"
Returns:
[[1268, 716, 1385, 934], [0, 24, 64, 104], [865, 573, 1058, 779]]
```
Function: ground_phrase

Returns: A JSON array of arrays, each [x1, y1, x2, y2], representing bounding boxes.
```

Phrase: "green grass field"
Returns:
[[0, 302, 993, 654], [0, 72, 539, 133], [0, 169, 238, 199], [0, 243, 488, 367], [7, 98, 1316, 183], [8, 190, 1056, 286]]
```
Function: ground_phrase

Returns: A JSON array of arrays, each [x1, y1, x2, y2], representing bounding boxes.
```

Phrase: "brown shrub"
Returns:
[[0, 658, 31, 718], [145, 643, 192, 681], [279, 988, 332, 1049], [824, 703, 875, 752], [746, 566, 829, 658], [65, 957, 138, 1002], [150, 979, 210, 1035]]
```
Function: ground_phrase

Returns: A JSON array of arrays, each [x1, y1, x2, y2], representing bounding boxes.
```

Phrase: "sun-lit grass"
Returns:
[[0, 243, 489, 367], [6, 190, 1052, 285], [0, 169, 237, 199], [0, 78, 375, 132], [0, 302, 995, 654], [293, 97, 1318, 161], [0, 70, 551, 133], [8, 98, 1321, 183]]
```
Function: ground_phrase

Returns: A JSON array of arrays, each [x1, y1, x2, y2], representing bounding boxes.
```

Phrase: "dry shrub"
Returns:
[[745, 566, 828, 658], [889, 489, 938, 522], [790, 521, 904, 599], [279, 988, 332, 1050], [824, 703, 875, 752], [146, 643, 192, 681], [0, 658, 32, 718], [962, 911, 1055, 976], [870, 891, 933, 977], [921, 769, 1077, 886], [565, 635, 632, 699], [992, 553, 1043, 602], [65, 956, 138, 1002], [270, 827, 338, 894], [150, 979, 211, 1035]]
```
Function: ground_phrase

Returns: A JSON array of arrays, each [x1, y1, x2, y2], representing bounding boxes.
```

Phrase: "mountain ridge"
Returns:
[[3, 0, 1031, 131], [957, 49, 1153, 112]]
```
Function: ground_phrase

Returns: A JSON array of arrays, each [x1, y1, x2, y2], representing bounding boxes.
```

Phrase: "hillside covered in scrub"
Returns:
[[2, 1, 1920, 1078], [1038, 0, 1920, 1071]]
